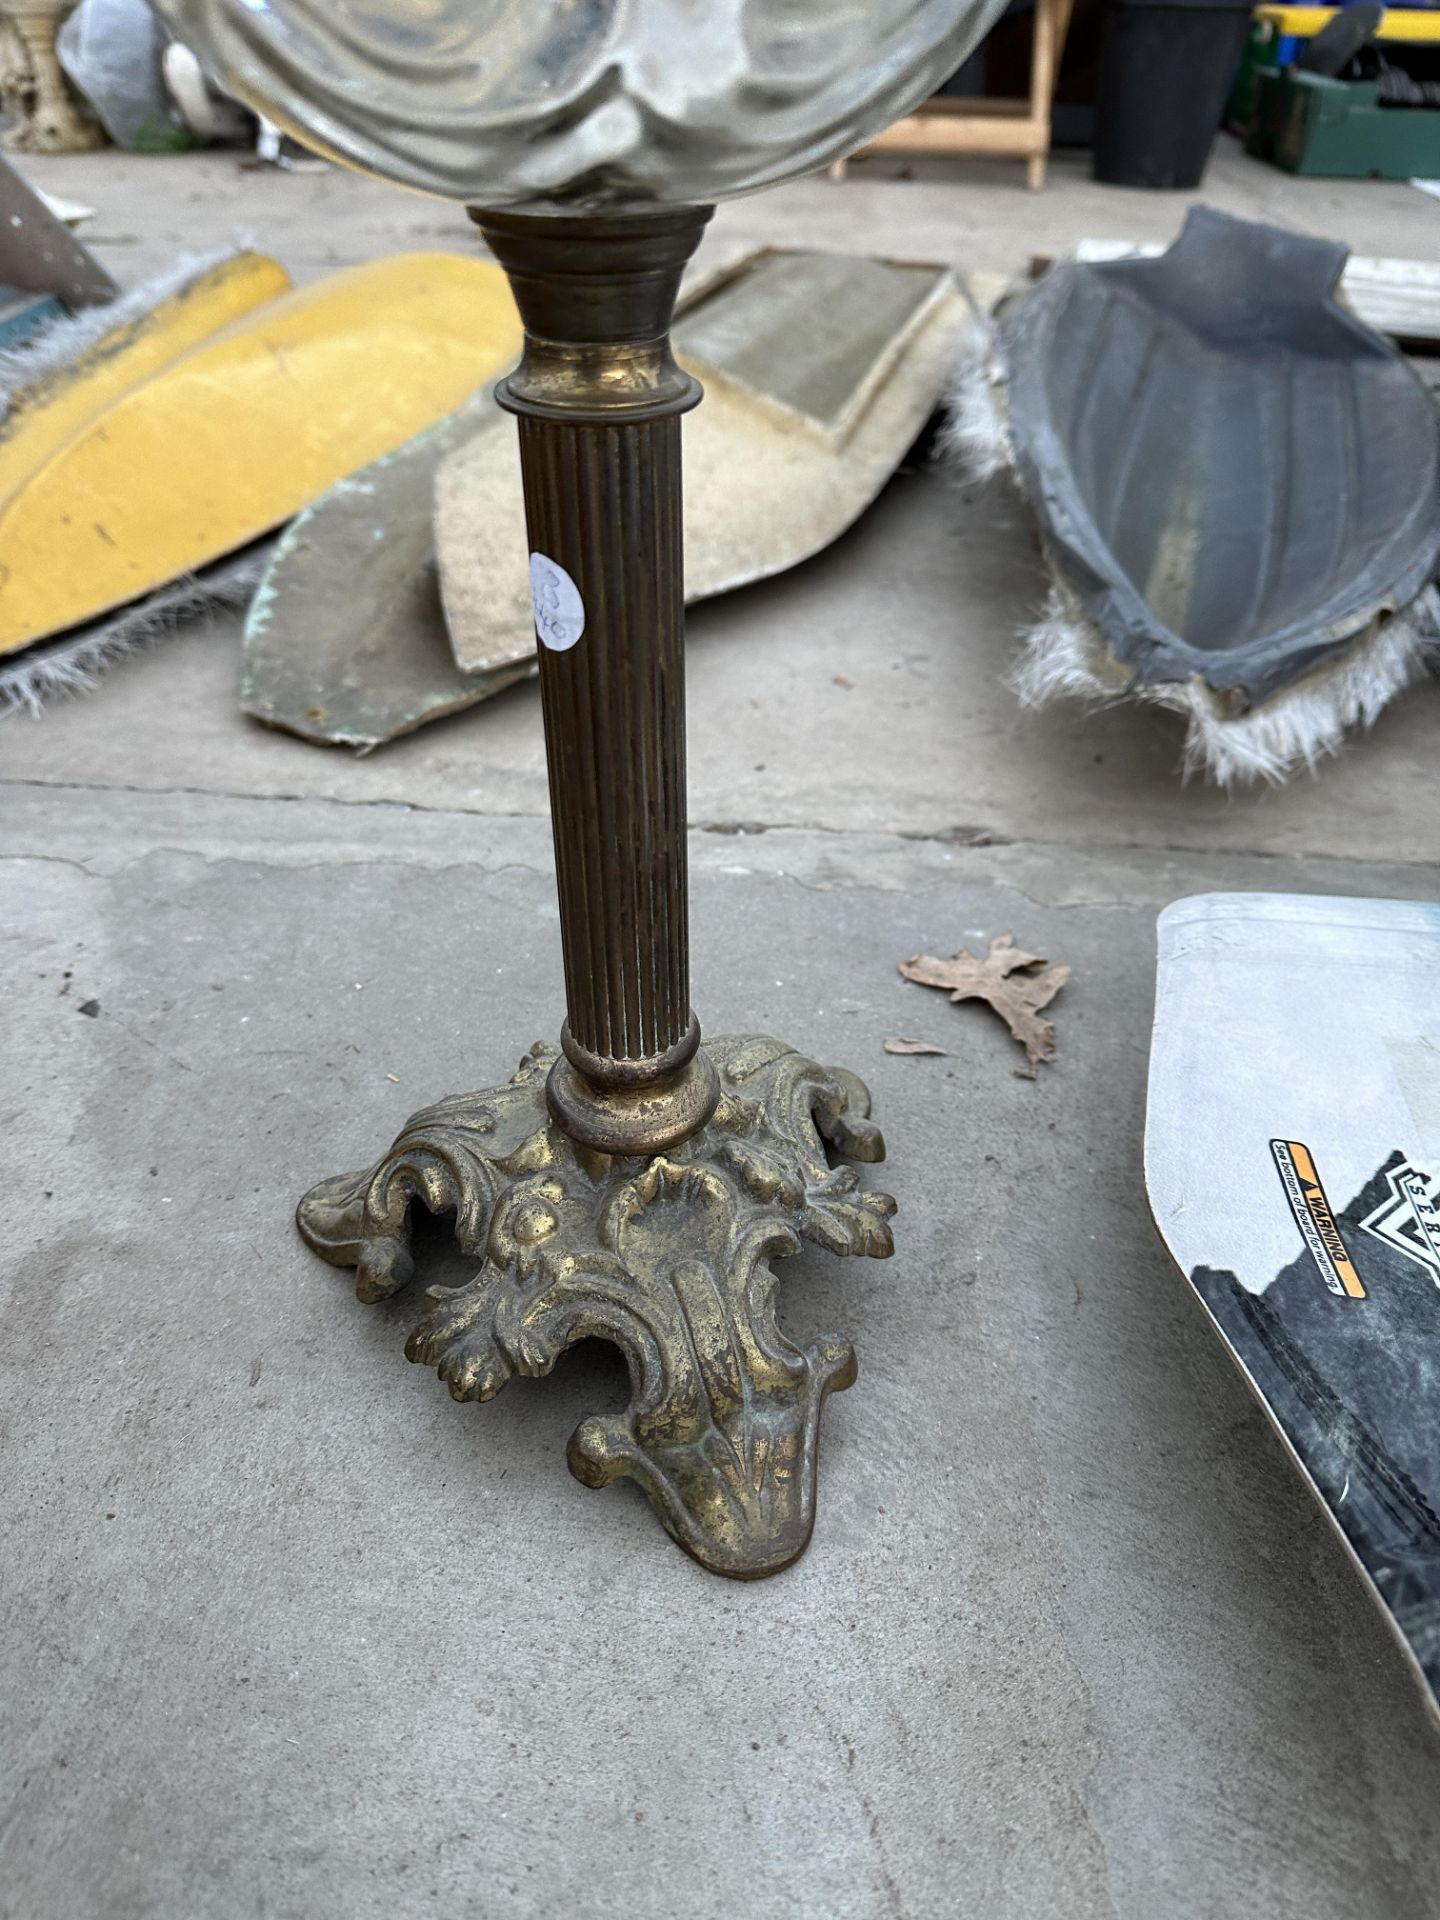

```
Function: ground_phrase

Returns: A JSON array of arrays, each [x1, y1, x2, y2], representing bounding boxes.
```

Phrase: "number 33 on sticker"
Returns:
[[529, 552, 585, 652]]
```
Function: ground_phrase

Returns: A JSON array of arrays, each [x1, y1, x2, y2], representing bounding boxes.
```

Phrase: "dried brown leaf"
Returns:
[[898, 932, 1070, 1076], [883, 1037, 949, 1056]]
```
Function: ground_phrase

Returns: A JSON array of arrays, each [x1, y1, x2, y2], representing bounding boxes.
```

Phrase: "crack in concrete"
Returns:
[[2, 775, 1434, 870], [0, 849, 550, 884], [0, 773, 538, 824], [0, 843, 1147, 917]]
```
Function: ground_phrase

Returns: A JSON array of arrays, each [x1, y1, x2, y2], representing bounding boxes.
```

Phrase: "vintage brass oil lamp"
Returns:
[[158, 0, 1004, 1576]]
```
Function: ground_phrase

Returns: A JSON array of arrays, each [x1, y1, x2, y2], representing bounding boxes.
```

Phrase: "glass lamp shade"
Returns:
[[154, 0, 1007, 207]]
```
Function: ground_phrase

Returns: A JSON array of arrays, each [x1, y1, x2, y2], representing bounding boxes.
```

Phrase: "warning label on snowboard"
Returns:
[[1270, 1139, 1366, 1299]]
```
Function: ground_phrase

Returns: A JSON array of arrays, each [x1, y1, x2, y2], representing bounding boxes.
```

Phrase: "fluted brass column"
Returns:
[[472, 206, 720, 1157]]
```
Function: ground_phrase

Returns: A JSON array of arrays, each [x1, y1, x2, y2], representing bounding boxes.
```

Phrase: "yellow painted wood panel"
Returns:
[[0, 252, 521, 656], [0, 253, 291, 507]]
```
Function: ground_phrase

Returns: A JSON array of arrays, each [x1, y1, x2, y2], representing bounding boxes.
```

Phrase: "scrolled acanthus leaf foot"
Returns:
[[296, 1035, 896, 1577]]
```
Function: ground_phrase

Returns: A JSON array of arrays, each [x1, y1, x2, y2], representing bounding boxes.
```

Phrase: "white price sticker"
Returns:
[[529, 551, 585, 652]]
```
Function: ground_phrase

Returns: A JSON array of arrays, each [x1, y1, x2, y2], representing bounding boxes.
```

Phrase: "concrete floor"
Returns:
[[3, 144, 1440, 1920]]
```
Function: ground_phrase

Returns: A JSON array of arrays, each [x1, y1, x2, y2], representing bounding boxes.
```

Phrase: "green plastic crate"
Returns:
[[1248, 67, 1440, 177]]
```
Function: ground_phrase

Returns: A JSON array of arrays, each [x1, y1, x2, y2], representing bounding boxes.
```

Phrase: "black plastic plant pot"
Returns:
[[1094, 0, 1254, 188]]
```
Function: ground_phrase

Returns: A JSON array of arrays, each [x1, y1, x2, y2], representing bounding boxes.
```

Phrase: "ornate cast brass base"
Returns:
[[297, 1035, 894, 1579]]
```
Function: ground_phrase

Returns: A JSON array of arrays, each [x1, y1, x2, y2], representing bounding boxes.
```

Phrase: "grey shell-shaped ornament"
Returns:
[[154, 0, 1008, 207], [999, 207, 1440, 703]]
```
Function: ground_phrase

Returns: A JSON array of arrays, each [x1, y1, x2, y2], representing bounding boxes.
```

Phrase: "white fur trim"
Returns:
[[1009, 583, 1131, 707], [1009, 582, 1440, 787], [936, 320, 1014, 483], [0, 247, 249, 415], [0, 546, 269, 718]]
